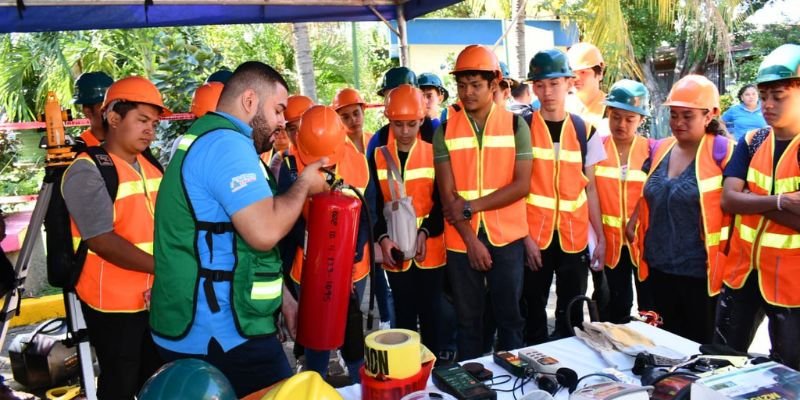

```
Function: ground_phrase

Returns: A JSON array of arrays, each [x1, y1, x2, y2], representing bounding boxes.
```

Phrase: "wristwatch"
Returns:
[[462, 201, 473, 220]]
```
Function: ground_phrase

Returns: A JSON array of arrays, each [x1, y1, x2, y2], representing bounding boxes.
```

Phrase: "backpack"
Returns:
[[44, 146, 162, 288]]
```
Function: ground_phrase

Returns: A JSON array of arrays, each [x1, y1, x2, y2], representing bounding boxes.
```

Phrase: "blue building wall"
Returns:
[[389, 18, 579, 47]]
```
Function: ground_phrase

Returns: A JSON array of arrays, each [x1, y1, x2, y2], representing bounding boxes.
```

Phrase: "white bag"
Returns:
[[380, 146, 418, 260]]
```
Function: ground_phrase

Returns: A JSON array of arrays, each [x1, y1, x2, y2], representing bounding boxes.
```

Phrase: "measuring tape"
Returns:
[[0, 112, 197, 131]]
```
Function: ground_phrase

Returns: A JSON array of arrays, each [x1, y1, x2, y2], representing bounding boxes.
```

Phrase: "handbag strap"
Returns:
[[379, 146, 406, 200]]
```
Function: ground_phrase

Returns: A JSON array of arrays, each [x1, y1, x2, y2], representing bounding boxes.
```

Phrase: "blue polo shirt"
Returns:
[[153, 111, 272, 355], [722, 103, 767, 141]]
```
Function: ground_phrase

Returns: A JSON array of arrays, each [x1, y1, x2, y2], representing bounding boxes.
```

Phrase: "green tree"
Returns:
[[733, 23, 800, 85]]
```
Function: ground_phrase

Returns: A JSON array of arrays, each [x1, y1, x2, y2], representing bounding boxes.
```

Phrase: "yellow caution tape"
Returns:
[[46, 385, 80, 400], [364, 329, 422, 380]]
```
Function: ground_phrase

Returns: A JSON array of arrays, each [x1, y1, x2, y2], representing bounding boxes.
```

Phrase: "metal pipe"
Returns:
[[352, 21, 360, 89], [396, 3, 409, 67]]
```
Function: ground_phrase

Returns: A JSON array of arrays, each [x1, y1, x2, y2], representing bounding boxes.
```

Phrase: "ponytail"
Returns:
[[706, 118, 727, 136]]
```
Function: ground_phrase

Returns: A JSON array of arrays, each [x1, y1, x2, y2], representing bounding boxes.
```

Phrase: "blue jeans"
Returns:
[[155, 336, 291, 398], [373, 263, 396, 325], [446, 231, 525, 360]]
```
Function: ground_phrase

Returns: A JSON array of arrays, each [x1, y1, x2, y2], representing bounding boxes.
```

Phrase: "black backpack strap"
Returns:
[[512, 114, 520, 135], [83, 146, 119, 200], [142, 147, 165, 173], [569, 113, 589, 167], [69, 146, 120, 286]]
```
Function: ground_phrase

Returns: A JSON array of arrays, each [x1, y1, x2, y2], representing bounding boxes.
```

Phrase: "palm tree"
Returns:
[[293, 23, 317, 101], [463, 0, 547, 78]]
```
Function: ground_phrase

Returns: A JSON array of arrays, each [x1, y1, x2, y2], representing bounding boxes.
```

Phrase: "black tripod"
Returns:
[[0, 92, 97, 399]]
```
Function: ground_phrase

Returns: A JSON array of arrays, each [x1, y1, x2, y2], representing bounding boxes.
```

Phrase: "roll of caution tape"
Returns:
[[364, 329, 422, 380]]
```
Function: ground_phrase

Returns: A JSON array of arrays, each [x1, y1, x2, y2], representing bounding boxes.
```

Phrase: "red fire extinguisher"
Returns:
[[296, 188, 362, 351]]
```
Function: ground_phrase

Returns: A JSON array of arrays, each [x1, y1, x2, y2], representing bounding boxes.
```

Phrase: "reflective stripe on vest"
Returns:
[[527, 111, 589, 252], [251, 277, 284, 300], [68, 152, 160, 312], [596, 135, 649, 268], [442, 104, 528, 252], [634, 134, 733, 296], [724, 129, 800, 306], [374, 135, 445, 270]]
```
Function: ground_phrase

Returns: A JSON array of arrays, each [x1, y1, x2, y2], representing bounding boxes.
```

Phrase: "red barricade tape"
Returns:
[[0, 112, 197, 131]]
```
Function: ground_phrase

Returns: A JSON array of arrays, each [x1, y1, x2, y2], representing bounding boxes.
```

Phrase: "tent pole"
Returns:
[[397, 4, 409, 67], [352, 21, 360, 89]]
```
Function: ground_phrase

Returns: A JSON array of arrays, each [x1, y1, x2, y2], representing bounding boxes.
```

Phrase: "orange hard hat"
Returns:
[[285, 95, 315, 123], [567, 42, 605, 71], [451, 45, 501, 78], [662, 74, 721, 115], [101, 76, 171, 116], [296, 105, 347, 166], [331, 88, 365, 111], [190, 82, 223, 117], [384, 84, 425, 121]]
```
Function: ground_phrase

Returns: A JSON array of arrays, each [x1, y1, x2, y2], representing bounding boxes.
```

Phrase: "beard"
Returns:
[[251, 109, 275, 154]]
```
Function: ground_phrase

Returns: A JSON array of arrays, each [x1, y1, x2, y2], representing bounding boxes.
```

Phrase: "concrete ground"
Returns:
[[0, 274, 775, 397]]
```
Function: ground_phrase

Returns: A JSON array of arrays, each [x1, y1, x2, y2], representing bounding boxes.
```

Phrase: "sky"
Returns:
[[745, 0, 800, 25]]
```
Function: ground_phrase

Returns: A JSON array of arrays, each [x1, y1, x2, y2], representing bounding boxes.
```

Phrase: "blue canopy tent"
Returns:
[[0, 1, 463, 65]]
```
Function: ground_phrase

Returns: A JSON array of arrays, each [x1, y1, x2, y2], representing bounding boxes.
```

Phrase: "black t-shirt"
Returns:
[[540, 118, 596, 167], [724, 135, 791, 183]]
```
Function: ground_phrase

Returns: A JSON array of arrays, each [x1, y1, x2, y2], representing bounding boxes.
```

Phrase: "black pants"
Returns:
[[714, 274, 800, 369], [446, 233, 525, 360], [635, 269, 657, 312], [386, 265, 444, 355], [649, 268, 716, 344], [81, 303, 162, 400], [598, 247, 636, 323], [523, 235, 589, 344], [157, 336, 292, 398]]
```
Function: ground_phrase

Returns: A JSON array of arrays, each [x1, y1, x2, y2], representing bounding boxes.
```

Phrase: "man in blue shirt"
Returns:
[[150, 62, 328, 397]]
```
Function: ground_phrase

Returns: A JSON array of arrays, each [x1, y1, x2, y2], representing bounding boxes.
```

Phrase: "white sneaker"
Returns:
[[378, 321, 391, 330]]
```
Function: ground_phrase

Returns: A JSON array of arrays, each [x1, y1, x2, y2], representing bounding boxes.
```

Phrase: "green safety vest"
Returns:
[[150, 113, 283, 339]]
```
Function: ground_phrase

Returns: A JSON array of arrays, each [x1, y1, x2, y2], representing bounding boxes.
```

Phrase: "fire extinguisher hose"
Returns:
[[347, 184, 377, 331], [324, 172, 377, 331]]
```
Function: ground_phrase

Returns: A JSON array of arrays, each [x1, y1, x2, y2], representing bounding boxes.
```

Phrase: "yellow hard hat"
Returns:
[[567, 42, 605, 71], [260, 371, 343, 400]]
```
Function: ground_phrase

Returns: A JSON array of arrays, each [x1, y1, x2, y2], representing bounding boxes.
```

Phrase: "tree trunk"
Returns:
[[292, 23, 317, 102], [642, 56, 670, 138], [513, 0, 527, 78]]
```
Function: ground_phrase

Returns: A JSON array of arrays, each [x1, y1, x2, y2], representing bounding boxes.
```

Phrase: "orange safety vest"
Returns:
[[634, 134, 733, 295], [443, 104, 528, 252], [290, 140, 371, 283], [595, 135, 650, 268], [374, 134, 446, 271], [724, 129, 800, 307], [68, 152, 161, 312], [79, 129, 101, 147], [349, 132, 373, 155], [527, 111, 590, 252]]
